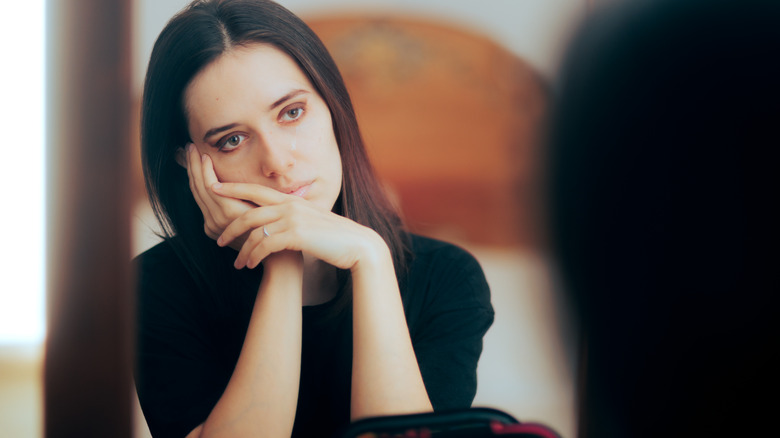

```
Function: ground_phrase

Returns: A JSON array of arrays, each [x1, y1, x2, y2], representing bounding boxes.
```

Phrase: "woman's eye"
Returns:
[[218, 133, 246, 151], [280, 106, 304, 123]]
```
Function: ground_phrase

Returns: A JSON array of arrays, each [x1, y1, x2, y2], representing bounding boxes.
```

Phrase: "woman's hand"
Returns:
[[185, 144, 254, 250], [212, 182, 388, 271], [214, 177, 432, 421]]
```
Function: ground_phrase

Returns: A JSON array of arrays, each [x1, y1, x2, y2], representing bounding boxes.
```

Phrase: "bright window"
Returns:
[[0, 0, 46, 345]]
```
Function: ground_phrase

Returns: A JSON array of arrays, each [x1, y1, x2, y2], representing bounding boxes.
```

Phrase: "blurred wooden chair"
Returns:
[[308, 15, 547, 247]]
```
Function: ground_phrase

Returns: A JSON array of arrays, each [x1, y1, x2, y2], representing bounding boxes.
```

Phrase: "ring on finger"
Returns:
[[262, 225, 271, 238]]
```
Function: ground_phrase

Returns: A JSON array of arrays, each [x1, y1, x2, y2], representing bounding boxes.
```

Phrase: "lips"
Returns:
[[285, 181, 313, 198]]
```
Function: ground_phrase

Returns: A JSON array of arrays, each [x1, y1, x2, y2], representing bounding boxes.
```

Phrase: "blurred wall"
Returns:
[[134, 0, 587, 94]]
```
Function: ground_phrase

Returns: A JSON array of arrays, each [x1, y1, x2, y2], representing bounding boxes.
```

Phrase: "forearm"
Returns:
[[350, 235, 433, 420], [198, 252, 304, 438]]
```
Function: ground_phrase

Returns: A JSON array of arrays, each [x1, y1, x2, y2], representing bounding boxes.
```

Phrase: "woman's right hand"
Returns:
[[185, 144, 304, 275], [185, 143, 254, 251]]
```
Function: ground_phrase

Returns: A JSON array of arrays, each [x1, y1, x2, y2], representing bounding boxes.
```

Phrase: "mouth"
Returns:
[[285, 181, 313, 198]]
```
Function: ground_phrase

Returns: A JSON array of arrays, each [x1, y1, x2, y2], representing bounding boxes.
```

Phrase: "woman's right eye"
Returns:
[[217, 133, 247, 151]]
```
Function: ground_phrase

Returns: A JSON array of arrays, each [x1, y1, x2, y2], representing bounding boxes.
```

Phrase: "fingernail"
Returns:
[[187, 143, 194, 152], [234, 259, 243, 270], [212, 182, 222, 191], [217, 236, 224, 246], [201, 154, 207, 163]]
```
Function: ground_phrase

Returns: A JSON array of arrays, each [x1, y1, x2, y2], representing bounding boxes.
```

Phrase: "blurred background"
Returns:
[[1, 0, 592, 436]]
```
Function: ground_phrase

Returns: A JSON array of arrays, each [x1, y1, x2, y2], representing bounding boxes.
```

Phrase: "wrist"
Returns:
[[351, 230, 392, 278], [263, 250, 304, 276]]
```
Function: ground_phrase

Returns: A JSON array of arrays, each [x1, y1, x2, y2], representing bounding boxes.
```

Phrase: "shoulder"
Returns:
[[133, 239, 200, 311], [134, 238, 260, 319], [403, 234, 492, 315], [133, 237, 234, 293], [133, 238, 178, 266], [133, 238, 192, 287], [132, 238, 222, 321], [407, 234, 486, 286], [408, 234, 480, 267]]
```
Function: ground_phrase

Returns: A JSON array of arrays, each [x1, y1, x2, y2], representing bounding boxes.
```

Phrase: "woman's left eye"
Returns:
[[280, 106, 304, 123]]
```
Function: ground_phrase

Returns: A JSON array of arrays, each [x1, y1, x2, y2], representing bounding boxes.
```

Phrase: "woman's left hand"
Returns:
[[212, 182, 387, 271]]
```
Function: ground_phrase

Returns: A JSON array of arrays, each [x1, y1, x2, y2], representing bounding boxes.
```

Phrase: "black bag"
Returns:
[[335, 407, 561, 438]]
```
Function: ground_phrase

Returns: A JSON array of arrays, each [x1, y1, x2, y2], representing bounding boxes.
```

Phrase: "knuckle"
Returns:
[[214, 212, 231, 229], [244, 229, 259, 246]]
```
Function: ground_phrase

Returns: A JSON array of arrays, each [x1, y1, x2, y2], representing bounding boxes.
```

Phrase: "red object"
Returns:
[[490, 421, 561, 438]]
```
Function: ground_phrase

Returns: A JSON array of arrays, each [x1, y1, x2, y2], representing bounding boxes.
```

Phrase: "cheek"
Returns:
[[300, 116, 338, 156], [334, 152, 344, 184], [210, 156, 253, 183], [323, 137, 343, 188]]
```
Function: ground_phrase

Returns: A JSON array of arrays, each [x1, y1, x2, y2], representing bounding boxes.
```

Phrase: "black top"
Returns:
[[134, 234, 494, 438]]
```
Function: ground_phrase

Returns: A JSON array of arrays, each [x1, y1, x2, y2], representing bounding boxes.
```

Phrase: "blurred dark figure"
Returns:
[[547, 0, 778, 436]]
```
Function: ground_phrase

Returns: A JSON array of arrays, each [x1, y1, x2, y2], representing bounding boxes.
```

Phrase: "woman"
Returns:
[[134, 1, 494, 437]]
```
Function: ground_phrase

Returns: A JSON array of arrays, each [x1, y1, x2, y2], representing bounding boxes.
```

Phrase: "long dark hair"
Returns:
[[141, 0, 409, 304]]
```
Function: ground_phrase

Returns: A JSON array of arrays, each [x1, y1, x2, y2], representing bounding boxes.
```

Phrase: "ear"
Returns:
[[174, 146, 188, 169]]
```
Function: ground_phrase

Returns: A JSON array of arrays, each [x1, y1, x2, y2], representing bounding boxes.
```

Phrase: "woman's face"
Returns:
[[184, 43, 343, 211]]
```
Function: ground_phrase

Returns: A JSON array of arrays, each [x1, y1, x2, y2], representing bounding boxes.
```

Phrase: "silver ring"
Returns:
[[262, 226, 270, 238]]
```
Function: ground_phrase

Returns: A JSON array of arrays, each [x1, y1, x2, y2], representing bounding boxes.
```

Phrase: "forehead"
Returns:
[[184, 44, 314, 124]]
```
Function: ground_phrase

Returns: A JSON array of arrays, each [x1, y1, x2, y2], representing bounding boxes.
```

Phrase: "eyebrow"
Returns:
[[202, 123, 240, 142], [269, 89, 308, 111]]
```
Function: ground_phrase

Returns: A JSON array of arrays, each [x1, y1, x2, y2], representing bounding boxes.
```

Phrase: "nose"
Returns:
[[258, 133, 295, 178]]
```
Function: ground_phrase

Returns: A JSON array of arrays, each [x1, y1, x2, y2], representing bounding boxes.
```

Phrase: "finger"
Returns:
[[245, 232, 285, 269], [232, 226, 268, 269], [218, 207, 282, 247], [212, 181, 290, 206], [194, 152, 223, 214], [236, 223, 293, 270], [187, 145, 228, 238], [185, 144, 211, 220], [200, 154, 222, 200], [233, 221, 281, 269], [194, 151, 255, 225]]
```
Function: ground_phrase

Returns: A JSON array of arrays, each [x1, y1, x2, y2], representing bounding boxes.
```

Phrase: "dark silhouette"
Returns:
[[547, 0, 779, 436]]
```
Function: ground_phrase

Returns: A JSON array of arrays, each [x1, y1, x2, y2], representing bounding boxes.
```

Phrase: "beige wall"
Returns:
[[134, 0, 587, 93]]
